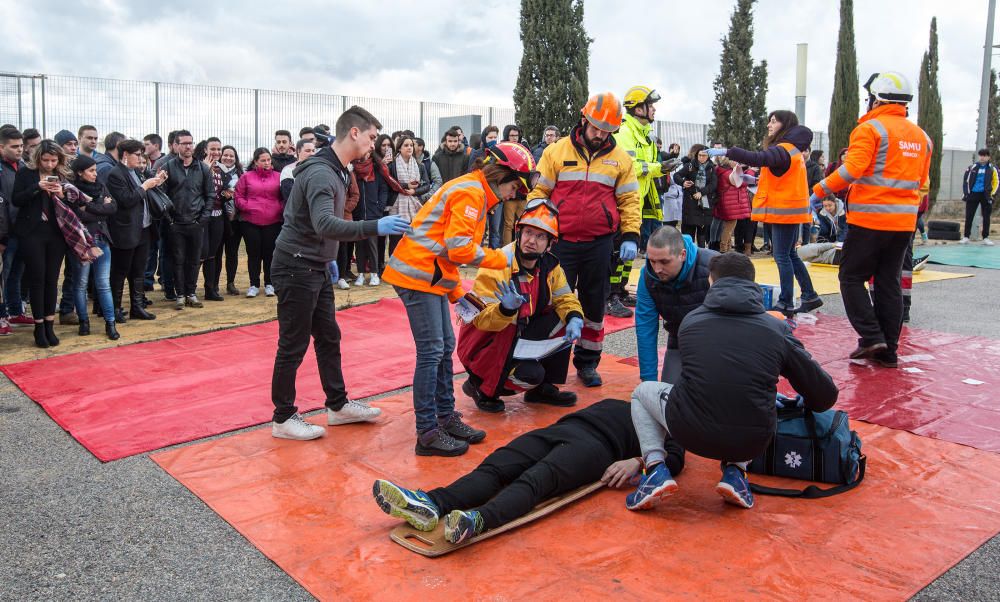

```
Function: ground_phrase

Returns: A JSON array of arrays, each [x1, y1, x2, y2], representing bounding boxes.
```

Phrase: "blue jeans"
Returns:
[[2, 236, 26, 318], [145, 234, 159, 289], [59, 254, 78, 315], [488, 203, 503, 249], [74, 239, 115, 323], [395, 286, 455, 433], [770, 223, 818, 306]]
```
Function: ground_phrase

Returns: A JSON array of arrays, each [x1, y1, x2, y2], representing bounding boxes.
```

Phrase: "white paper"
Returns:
[[962, 378, 985, 386], [900, 354, 935, 363], [454, 302, 480, 324], [903, 367, 925, 374], [513, 337, 570, 360]]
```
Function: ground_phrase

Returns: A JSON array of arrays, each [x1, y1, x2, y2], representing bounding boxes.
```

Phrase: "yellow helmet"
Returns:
[[623, 86, 661, 109]]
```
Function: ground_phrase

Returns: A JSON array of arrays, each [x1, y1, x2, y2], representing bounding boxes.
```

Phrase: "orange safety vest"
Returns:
[[751, 142, 811, 225], [382, 170, 507, 302], [813, 104, 931, 232]]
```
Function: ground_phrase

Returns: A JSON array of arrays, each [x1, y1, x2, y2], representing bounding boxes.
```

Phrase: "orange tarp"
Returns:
[[153, 360, 1000, 600]]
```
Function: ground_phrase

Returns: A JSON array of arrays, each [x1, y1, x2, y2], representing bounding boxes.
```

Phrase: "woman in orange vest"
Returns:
[[706, 110, 822, 314], [383, 141, 539, 457]]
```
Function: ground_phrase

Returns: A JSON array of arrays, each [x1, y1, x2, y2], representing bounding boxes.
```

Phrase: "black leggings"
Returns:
[[426, 421, 616, 530], [20, 229, 66, 319], [200, 215, 226, 292], [336, 241, 354, 280], [223, 219, 243, 285], [242, 222, 281, 287], [681, 223, 707, 248]]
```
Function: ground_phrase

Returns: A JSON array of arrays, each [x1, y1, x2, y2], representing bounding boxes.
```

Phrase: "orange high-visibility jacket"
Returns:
[[813, 104, 932, 232], [382, 170, 507, 301], [751, 142, 811, 225]]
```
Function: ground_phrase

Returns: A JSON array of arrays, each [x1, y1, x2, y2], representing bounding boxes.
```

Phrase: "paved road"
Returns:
[[2, 261, 998, 600]]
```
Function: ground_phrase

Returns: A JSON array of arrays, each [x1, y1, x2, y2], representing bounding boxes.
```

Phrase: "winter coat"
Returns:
[[805, 159, 824, 191], [815, 198, 847, 243], [672, 157, 717, 228], [713, 165, 752, 221], [70, 178, 116, 243], [235, 168, 283, 226], [106, 162, 150, 249], [665, 277, 838, 462], [432, 145, 472, 184], [661, 180, 683, 223]]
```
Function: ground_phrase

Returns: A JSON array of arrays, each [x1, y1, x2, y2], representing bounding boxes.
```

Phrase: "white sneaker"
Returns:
[[354, 274, 366, 287], [327, 400, 382, 425], [337, 278, 350, 290], [272, 413, 325, 440], [369, 274, 381, 286], [264, 284, 275, 296], [246, 285, 259, 298], [959, 237, 970, 244], [984, 238, 995, 246]]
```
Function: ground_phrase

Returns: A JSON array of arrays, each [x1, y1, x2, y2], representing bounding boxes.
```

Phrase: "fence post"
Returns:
[[39, 75, 46, 137], [154, 82, 160, 135], [16, 76, 22, 129], [30, 77, 36, 129], [419, 101, 424, 138], [254, 88, 260, 149], [489, 107, 493, 126]]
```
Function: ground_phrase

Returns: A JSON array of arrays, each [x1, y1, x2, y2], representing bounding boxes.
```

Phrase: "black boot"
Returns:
[[204, 287, 225, 301], [115, 307, 128, 324], [33, 323, 49, 349], [524, 383, 578, 407], [78, 319, 91, 336], [105, 320, 120, 341], [130, 292, 157, 320], [43, 320, 60, 347]]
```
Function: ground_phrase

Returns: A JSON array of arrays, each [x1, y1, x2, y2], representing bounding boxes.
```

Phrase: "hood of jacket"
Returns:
[[644, 233, 700, 291], [701, 277, 766, 315], [294, 146, 348, 182], [779, 125, 814, 153]]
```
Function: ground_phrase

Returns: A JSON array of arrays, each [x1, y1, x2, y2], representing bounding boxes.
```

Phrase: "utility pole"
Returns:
[[795, 43, 808, 124], [974, 0, 996, 239]]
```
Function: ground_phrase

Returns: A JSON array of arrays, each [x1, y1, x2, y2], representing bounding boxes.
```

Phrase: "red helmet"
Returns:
[[486, 141, 539, 194]]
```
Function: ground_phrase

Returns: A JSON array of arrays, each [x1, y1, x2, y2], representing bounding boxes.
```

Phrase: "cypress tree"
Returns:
[[514, 0, 591, 140], [708, 0, 769, 149], [828, 0, 859, 161], [917, 16, 944, 205]]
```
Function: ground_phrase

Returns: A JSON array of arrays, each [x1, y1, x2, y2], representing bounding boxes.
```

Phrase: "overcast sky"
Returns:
[[3, 0, 995, 148]]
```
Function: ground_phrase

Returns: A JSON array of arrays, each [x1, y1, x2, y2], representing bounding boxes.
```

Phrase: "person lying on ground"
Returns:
[[627, 252, 838, 511], [458, 198, 585, 413], [798, 241, 929, 273], [372, 398, 685, 544]]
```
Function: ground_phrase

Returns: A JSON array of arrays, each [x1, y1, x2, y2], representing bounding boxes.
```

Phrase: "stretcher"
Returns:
[[389, 481, 605, 557]]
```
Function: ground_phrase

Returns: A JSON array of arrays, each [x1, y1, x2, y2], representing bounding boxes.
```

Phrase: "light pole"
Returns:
[[973, 0, 996, 239]]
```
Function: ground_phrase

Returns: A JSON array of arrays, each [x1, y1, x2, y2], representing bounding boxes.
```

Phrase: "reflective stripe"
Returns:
[[751, 205, 809, 216], [445, 236, 472, 248], [856, 175, 920, 190], [616, 181, 639, 194], [626, 150, 637, 157], [538, 175, 555, 189], [787, 147, 802, 157], [576, 338, 603, 351], [818, 180, 834, 196], [587, 116, 618, 132], [640, 161, 648, 176], [836, 164, 857, 184], [468, 245, 487, 266], [552, 285, 571, 296], [408, 232, 446, 256], [412, 179, 482, 239], [556, 171, 588, 182], [868, 119, 890, 177], [591, 173, 616, 187], [849, 203, 918, 215], [583, 319, 602, 330], [387, 255, 459, 288], [479, 295, 499, 304]]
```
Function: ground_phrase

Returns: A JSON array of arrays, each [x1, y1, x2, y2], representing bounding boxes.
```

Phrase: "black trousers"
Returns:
[[734, 218, 756, 251], [355, 236, 379, 274], [110, 233, 151, 312], [427, 421, 615, 530], [608, 237, 633, 298], [467, 311, 571, 397], [839, 225, 911, 354], [681, 223, 707, 248], [552, 234, 614, 370], [963, 194, 993, 238], [336, 241, 354, 280], [270, 251, 348, 422], [21, 228, 66, 318], [242, 222, 281, 288], [200, 215, 225, 293], [223, 219, 243, 286], [169, 222, 204, 297]]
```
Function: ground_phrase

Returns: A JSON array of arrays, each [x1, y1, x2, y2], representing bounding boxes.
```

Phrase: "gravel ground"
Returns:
[[1, 259, 998, 600]]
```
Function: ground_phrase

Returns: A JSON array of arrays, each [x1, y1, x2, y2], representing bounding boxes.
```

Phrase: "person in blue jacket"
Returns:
[[635, 226, 716, 383]]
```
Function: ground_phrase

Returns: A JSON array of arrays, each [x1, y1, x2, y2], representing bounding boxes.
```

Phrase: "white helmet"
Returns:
[[863, 71, 913, 104]]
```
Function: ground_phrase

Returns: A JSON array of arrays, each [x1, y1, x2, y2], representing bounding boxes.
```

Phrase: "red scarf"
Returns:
[[376, 160, 408, 194], [352, 157, 375, 182]]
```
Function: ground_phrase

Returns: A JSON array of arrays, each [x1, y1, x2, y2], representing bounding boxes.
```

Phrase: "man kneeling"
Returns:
[[627, 252, 838, 510], [458, 199, 585, 413], [373, 398, 685, 543]]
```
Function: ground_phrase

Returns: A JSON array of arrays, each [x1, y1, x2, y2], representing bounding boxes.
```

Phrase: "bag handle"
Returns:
[[750, 454, 866, 499]]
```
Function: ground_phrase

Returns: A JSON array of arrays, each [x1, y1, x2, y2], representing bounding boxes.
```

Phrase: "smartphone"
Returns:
[[45, 175, 59, 183]]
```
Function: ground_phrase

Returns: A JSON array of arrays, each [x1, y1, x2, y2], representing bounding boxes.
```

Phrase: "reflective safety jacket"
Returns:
[[814, 103, 932, 232], [527, 125, 642, 243], [457, 243, 583, 397], [752, 143, 811, 225], [382, 171, 506, 301], [614, 114, 663, 220]]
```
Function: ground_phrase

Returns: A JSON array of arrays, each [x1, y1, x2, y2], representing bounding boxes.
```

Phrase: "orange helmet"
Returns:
[[581, 92, 623, 132], [516, 198, 559, 238]]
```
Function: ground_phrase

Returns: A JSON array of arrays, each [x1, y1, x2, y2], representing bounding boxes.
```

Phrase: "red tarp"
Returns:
[[1, 298, 635, 461], [153, 359, 1000, 601]]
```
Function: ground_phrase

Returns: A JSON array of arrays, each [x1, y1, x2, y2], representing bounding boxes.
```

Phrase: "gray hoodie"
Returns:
[[275, 147, 377, 269]]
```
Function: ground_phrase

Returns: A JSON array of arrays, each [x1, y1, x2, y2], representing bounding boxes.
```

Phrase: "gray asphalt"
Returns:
[[2, 256, 999, 600]]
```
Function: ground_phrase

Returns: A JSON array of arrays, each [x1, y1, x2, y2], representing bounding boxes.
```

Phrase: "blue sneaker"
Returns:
[[372, 479, 440, 531], [625, 462, 678, 511], [716, 464, 754, 509], [443, 509, 484, 544]]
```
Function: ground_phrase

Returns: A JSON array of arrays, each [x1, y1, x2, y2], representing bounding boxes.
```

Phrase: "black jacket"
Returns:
[[805, 159, 824, 191], [11, 168, 59, 237], [673, 158, 717, 228], [665, 277, 838, 462], [161, 156, 214, 225], [644, 247, 716, 349], [70, 179, 117, 243], [271, 153, 297, 174], [0, 159, 23, 242], [106, 162, 149, 249]]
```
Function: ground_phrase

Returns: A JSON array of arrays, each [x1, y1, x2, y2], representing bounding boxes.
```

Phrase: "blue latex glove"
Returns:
[[705, 148, 727, 158], [377, 215, 412, 236], [741, 174, 758, 186], [808, 193, 823, 211], [620, 241, 638, 262], [564, 316, 583, 343], [496, 280, 527, 311]]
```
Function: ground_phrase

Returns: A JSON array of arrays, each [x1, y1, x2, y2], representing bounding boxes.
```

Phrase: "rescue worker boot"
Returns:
[[462, 379, 505, 413], [606, 294, 634, 319], [524, 383, 577, 407]]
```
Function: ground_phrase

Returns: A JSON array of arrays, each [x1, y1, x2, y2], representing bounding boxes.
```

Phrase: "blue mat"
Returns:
[[926, 244, 1000, 269]]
